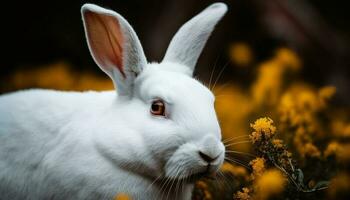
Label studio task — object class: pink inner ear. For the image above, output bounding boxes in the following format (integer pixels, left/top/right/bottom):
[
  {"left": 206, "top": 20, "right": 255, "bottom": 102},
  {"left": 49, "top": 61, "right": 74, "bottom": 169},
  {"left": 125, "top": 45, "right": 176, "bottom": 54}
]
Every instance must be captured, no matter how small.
[{"left": 85, "top": 12, "right": 126, "bottom": 78}]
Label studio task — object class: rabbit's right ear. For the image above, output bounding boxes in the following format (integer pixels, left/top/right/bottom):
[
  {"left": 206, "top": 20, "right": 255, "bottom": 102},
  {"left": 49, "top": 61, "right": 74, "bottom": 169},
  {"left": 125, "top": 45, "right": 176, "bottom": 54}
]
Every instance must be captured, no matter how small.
[
  {"left": 81, "top": 4, "right": 147, "bottom": 96},
  {"left": 163, "top": 3, "right": 227, "bottom": 76}
]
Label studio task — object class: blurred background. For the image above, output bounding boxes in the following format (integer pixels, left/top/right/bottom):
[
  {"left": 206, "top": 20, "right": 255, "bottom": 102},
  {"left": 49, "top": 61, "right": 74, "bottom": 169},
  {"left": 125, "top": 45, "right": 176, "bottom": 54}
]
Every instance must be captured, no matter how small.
[{"left": 0, "top": 0, "right": 349, "bottom": 105}]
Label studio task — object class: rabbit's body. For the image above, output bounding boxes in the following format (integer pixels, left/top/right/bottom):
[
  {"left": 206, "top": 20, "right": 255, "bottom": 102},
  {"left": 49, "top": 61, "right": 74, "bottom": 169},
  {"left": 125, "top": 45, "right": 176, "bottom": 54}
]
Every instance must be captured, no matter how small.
[
  {"left": 0, "top": 89, "right": 192, "bottom": 200},
  {"left": 0, "top": 3, "right": 227, "bottom": 200}
]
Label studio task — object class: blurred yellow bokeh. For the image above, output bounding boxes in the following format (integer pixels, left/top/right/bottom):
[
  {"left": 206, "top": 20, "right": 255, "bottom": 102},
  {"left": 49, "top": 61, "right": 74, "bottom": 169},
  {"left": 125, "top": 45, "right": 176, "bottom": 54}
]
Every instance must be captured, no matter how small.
[{"left": 229, "top": 42, "right": 253, "bottom": 67}]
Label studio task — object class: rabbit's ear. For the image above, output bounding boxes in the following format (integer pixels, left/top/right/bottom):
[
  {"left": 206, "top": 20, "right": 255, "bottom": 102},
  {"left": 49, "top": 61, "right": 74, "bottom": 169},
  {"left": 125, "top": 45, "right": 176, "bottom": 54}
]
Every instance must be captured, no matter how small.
[
  {"left": 162, "top": 3, "right": 227, "bottom": 76},
  {"left": 81, "top": 4, "right": 147, "bottom": 96}
]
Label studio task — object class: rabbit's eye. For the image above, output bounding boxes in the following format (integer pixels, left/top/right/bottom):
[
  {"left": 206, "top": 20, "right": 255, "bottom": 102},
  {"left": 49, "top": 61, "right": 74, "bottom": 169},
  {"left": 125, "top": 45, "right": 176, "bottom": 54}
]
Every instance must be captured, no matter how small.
[{"left": 151, "top": 100, "right": 165, "bottom": 116}]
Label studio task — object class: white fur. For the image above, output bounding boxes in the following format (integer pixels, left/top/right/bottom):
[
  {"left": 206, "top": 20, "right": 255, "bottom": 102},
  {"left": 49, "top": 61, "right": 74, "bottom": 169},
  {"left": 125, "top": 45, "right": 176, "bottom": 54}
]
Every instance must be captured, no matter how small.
[{"left": 0, "top": 3, "right": 227, "bottom": 200}]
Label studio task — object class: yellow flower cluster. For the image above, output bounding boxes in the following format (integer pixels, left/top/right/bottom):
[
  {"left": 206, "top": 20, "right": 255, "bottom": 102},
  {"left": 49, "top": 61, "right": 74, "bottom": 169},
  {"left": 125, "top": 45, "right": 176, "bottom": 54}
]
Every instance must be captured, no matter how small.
[
  {"left": 215, "top": 47, "right": 307, "bottom": 156},
  {"left": 319, "top": 86, "right": 336, "bottom": 107},
  {"left": 249, "top": 118, "right": 276, "bottom": 143},
  {"left": 274, "top": 48, "right": 301, "bottom": 71},
  {"left": 277, "top": 84, "right": 337, "bottom": 158},
  {"left": 324, "top": 141, "right": 350, "bottom": 163},
  {"left": 235, "top": 157, "right": 286, "bottom": 200},
  {"left": 234, "top": 187, "right": 251, "bottom": 200},
  {"left": 215, "top": 44, "right": 341, "bottom": 199},
  {"left": 249, "top": 158, "right": 266, "bottom": 180},
  {"left": 278, "top": 85, "right": 332, "bottom": 124},
  {"left": 331, "top": 120, "right": 350, "bottom": 138},
  {"left": 251, "top": 48, "right": 301, "bottom": 106},
  {"left": 272, "top": 139, "right": 284, "bottom": 149}
]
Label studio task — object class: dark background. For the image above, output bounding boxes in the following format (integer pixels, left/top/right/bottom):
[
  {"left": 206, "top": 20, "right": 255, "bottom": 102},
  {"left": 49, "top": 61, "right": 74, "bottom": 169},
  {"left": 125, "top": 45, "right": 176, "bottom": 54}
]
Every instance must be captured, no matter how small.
[{"left": 1, "top": 0, "right": 349, "bottom": 104}]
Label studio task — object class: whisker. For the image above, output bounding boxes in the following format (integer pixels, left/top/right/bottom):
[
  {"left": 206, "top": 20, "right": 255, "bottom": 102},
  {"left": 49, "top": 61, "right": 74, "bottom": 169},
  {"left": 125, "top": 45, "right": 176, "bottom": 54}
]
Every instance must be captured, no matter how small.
[
  {"left": 211, "top": 60, "right": 230, "bottom": 91},
  {"left": 160, "top": 182, "right": 167, "bottom": 200},
  {"left": 183, "top": 169, "right": 190, "bottom": 193},
  {"left": 175, "top": 173, "right": 181, "bottom": 200},
  {"left": 224, "top": 140, "right": 252, "bottom": 148},
  {"left": 225, "top": 157, "right": 251, "bottom": 170},
  {"left": 215, "top": 171, "right": 224, "bottom": 189},
  {"left": 173, "top": 168, "right": 182, "bottom": 200},
  {"left": 166, "top": 166, "right": 180, "bottom": 200},
  {"left": 145, "top": 173, "right": 162, "bottom": 193},
  {"left": 225, "top": 157, "right": 251, "bottom": 169},
  {"left": 217, "top": 170, "right": 231, "bottom": 189},
  {"left": 222, "top": 135, "right": 250, "bottom": 144},
  {"left": 159, "top": 177, "right": 168, "bottom": 200},
  {"left": 182, "top": 169, "right": 191, "bottom": 198},
  {"left": 220, "top": 169, "right": 237, "bottom": 186},
  {"left": 166, "top": 179, "right": 175, "bottom": 200},
  {"left": 159, "top": 167, "right": 177, "bottom": 200},
  {"left": 213, "top": 172, "right": 220, "bottom": 189},
  {"left": 209, "top": 55, "right": 221, "bottom": 89},
  {"left": 225, "top": 150, "right": 257, "bottom": 158}
]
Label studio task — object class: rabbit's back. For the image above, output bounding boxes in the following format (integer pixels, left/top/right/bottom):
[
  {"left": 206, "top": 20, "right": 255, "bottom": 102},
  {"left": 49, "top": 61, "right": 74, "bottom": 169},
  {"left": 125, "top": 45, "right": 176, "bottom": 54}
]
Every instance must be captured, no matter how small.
[
  {"left": 0, "top": 89, "right": 111, "bottom": 143},
  {"left": 0, "top": 89, "right": 124, "bottom": 200}
]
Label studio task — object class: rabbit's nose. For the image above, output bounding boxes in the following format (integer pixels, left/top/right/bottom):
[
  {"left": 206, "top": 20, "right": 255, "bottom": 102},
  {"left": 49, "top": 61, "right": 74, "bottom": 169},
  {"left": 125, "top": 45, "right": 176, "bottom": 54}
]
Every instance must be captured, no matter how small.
[{"left": 198, "top": 151, "right": 219, "bottom": 163}]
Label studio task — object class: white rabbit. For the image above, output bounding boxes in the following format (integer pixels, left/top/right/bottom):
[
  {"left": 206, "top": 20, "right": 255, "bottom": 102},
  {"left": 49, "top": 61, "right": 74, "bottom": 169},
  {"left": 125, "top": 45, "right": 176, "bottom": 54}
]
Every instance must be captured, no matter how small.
[{"left": 0, "top": 2, "right": 227, "bottom": 200}]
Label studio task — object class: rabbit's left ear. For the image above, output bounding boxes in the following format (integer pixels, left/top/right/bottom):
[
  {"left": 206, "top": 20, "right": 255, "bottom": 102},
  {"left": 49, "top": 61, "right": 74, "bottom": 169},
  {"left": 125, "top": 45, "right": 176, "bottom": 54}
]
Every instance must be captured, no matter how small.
[
  {"left": 162, "top": 3, "right": 227, "bottom": 76},
  {"left": 81, "top": 4, "right": 147, "bottom": 96}
]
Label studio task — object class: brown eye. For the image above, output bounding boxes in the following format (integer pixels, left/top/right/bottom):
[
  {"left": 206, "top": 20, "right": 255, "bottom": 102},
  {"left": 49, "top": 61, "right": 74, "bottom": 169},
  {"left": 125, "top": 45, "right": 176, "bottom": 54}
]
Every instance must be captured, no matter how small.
[{"left": 151, "top": 100, "right": 165, "bottom": 116}]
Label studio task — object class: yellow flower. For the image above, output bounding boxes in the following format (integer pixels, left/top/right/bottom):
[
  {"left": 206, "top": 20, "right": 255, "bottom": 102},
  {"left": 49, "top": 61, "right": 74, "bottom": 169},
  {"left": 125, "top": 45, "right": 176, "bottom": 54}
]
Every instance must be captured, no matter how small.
[
  {"left": 324, "top": 142, "right": 350, "bottom": 163},
  {"left": 278, "top": 84, "right": 323, "bottom": 129},
  {"left": 249, "top": 157, "right": 266, "bottom": 180},
  {"left": 331, "top": 121, "right": 350, "bottom": 138},
  {"left": 301, "top": 143, "right": 321, "bottom": 158},
  {"left": 255, "top": 169, "right": 286, "bottom": 200},
  {"left": 319, "top": 86, "right": 336, "bottom": 102},
  {"left": 250, "top": 118, "right": 276, "bottom": 143},
  {"left": 324, "top": 141, "right": 341, "bottom": 158},
  {"left": 274, "top": 47, "right": 302, "bottom": 71},
  {"left": 234, "top": 187, "right": 251, "bottom": 200},
  {"left": 299, "top": 91, "right": 319, "bottom": 111},
  {"left": 251, "top": 60, "right": 284, "bottom": 105},
  {"left": 272, "top": 139, "right": 284, "bottom": 149}
]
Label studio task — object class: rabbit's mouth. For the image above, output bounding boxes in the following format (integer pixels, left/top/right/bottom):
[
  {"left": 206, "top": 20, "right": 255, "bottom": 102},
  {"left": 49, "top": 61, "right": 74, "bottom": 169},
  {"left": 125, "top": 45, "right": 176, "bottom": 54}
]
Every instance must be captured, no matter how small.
[
  {"left": 172, "top": 166, "right": 217, "bottom": 183},
  {"left": 161, "top": 167, "right": 216, "bottom": 184},
  {"left": 184, "top": 170, "right": 216, "bottom": 183}
]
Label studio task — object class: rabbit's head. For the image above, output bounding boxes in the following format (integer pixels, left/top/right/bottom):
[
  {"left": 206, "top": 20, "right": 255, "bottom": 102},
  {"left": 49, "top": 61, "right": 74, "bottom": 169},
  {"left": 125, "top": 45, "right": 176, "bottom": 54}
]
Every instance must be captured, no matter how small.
[{"left": 81, "top": 3, "right": 227, "bottom": 182}]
